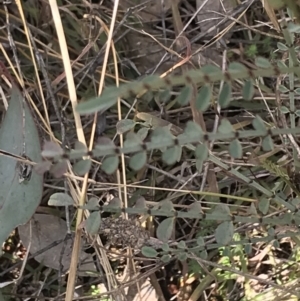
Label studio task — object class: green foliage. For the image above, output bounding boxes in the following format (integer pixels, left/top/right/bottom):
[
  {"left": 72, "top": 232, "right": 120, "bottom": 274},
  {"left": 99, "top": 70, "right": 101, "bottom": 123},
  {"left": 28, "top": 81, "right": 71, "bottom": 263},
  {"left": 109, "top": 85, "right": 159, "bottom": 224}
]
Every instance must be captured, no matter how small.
[
  {"left": 0, "top": 87, "right": 43, "bottom": 253},
  {"left": 22, "top": 14, "right": 300, "bottom": 297}
]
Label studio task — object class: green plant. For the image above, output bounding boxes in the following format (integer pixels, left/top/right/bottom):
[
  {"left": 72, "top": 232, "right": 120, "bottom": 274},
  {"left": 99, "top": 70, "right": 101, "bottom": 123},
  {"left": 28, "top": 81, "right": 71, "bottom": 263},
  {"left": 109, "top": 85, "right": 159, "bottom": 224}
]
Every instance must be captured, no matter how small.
[{"left": 37, "top": 23, "right": 300, "bottom": 275}]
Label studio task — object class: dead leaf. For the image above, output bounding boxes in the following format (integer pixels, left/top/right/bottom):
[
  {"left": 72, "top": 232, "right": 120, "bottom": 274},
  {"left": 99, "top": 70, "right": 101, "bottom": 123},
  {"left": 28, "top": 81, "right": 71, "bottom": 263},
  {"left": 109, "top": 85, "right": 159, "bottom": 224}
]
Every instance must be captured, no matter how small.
[{"left": 18, "top": 214, "right": 96, "bottom": 275}]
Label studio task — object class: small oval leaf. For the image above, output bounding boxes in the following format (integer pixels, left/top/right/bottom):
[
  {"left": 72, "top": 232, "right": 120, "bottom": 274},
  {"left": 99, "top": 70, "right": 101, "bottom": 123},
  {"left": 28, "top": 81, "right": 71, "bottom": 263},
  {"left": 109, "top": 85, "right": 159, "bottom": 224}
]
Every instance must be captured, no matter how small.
[
  {"left": 255, "top": 57, "right": 271, "bottom": 68},
  {"left": 196, "top": 159, "right": 204, "bottom": 172},
  {"left": 229, "top": 139, "right": 242, "bottom": 159},
  {"left": 195, "top": 144, "right": 209, "bottom": 161},
  {"left": 196, "top": 236, "right": 205, "bottom": 247},
  {"left": 42, "top": 141, "right": 63, "bottom": 157},
  {"left": 48, "top": 193, "right": 74, "bottom": 207},
  {"left": 218, "top": 82, "right": 232, "bottom": 108},
  {"left": 85, "top": 212, "right": 101, "bottom": 235},
  {"left": 218, "top": 118, "right": 234, "bottom": 134},
  {"left": 228, "top": 62, "right": 247, "bottom": 73},
  {"left": 141, "top": 246, "right": 158, "bottom": 258},
  {"left": 156, "top": 217, "right": 174, "bottom": 242},
  {"left": 85, "top": 197, "right": 100, "bottom": 210},
  {"left": 175, "top": 85, "right": 192, "bottom": 106},
  {"left": 160, "top": 200, "right": 174, "bottom": 212},
  {"left": 129, "top": 151, "right": 147, "bottom": 171},
  {"left": 101, "top": 156, "right": 119, "bottom": 174},
  {"left": 252, "top": 115, "right": 267, "bottom": 133},
  {"left": 137, "top": 127, "right": 149, "bottom": 141},
  {"left": 177, "top": 252, "right": 188, "bottom": 262},
  {"left": 215, "top": 221, "right": 234, "bottom": 245},
  {"left": 262, "top": 135, "right": 274, "bottom": 151},
  {"left": 162, "top": 146, "right": 181, "bottom": 165},
  {"left": 73, "top": 159, "right": 92, "bottom": 176},
  {"left": 76, "top": 91, "right": 118, "bottom": 115},
  {"left": 277, "top": 42, "right": 288, "bottom": 51},
  {"left": 116, "top": 119, "right": 136, "bottom": 134},
  {"left": 161, "top": 254, "right": 172, "bottom": 263},
  {"left": 258, "top": 198, "right": 270, "bottom": 215},
  {"left": 243, "top": 80, "right": 254, "bottom": 100},
  {"left": 196, "top": 85, "right": 211, "bottom": 111}
]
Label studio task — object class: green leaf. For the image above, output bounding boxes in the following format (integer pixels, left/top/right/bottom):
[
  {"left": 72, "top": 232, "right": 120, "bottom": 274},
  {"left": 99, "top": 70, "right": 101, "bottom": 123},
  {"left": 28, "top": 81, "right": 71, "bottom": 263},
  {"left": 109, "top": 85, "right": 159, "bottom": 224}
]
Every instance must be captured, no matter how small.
[
  {"left": 76, "top": 89, "right": 118, "bottom": 114},
  {"left": 141, "top": 246, "right": 158, "bottom": 258},
  {"left": 273, "top": 240, "right": 279, "bottom": 248},
  {"left": 215, "top": 221, "right": 234, "bottom": 245},
  {"left": 50, "top": 160, "right": 68, "bottom": 178},
  {"left": 158, "top": 89, "right": 171, "bottom": 103},
  {"left": 277, "top": 42, "right": 288, "bottom": 51},
  {"left": 196, "top": 236, "right": 205, "bottom": 247},
  {"left": 106, "top": 197, "right": 122, "bottom": 209},
  {"left": 278, "top": 85, "right": 289, "bottom": 93},
  {"left": 242, "top": 80, "right": 254, "bottom": 100},
  {"left": 280, "top": 106, "right": 290, "bottom": 114},
  {"left": 200, "top": 250, "right": 208, "bottom": 259},
  {"left": 248, "top": 203, "right": 258, "bottom": 216},
  {"left": 177, "top": 240, "right": 187, "bottom": 249},
  {"left": 211, "top": 204, "right": 231, "bottom": 220},
  {"left": 183, "top": 121, "right": 203, "bottom": 138},
  {"left": 244, "top": 244, "right": 252, "bottom": 255},
  {"left": 160, "top": 200, "right": 174, "bottom": 212},
  {"left": 196, "top": 159, "right": 204, "bottom": 172},
  {"left": 101, "top": 156, "right": 119, "bottom": 174},
  {"left": 48, "top": 193, "right": 74, "bottom": 207},
  {"left": 268, "top": 227, "right": 275, "bottom": 236},
  {"left": 0, "top": 87, "right": 43, "bottom": 252},
  {"left": 295, "top": 110, "right": 300, "bottom": 117},
  {"left": 161, "top": 254, "right": 172, "bottom": 263},
  {"left": 196, "top": 85, "right": 211, "bottom": 111},
  {"left": 188, "top": 202, "right": 202, "bottom": 215},
  {"left": 201, "top": 64, "right": 221, "bottom": 74},
  {"left": 156, "top": 217, "right": 174, "bottom": 242},
  {"left": 287, "top": 23, "right": 300, "bottom": 33},
  {"left": 258, "top": 198, "right": 270, "bottom": 215},
  {"left": 142, "top": 90, "right": 154, "bottom": 103},
  {"left": 74, "top": 141, "right": 87, "bottom": 152},
  {"left": 195, "top": 144, "right": 209, "bottom": 161},
  {"left": 73, "top": 159, "right": 92, "bottom": 176},
  {"left": 252, "top": 115, "right": 267, "bottom": 133},
  {"left": 129, "top": 151, "right": 147, "bottom": 171},
  {"left": 177, "top": 252, "right": 188, "bottom": 261},
  {"left": 229, "top": 139, "right": 242, "bottom": 159},
  {"left": 255, "top": 57, "right": 271, "bottom": 68},
  {"left": 137, "top": 127, "right": 149, "bottom": 141},
  {"left": 175, "top": 85, "right": 192, "bottom": 106},
  {"left": 295, "top": 88, "right": 300, "bottom": 95},
  {"left": 94, "top": 137, "right": 116, "bottom": 155},
  {"left": 162, "top": 146, "right": 181, "bottom": 165},
  {"left": 116, "top": 119, "right": 136, "bottom": 134},
  {"left": 277, "top": 60, "right": 287, "bottom": 68},
  {"left": 223, "top": 247, "right": 231, "bottom": 257},
  {"left": 84, "top": 197, "right": 100, "bottom": 210},
  {"left": 227, "top": 62, "right": 247, "bottom": 73},
  {"left": 124, "top": 132, "right": 142, "bottom": 148},
  {"left": 262, "top": 135, "right": 274, "bottom": 151},
  {"left": 218, "top": 82, "right": 232, "bottom": 108},
  {"left": 85, "top": 212, "right": 101, "bottom": 235},
  {"left": 42, "top": 141, "right": 63, "bottom": 157},
  {"left": 151, "top": 127, "right": 174, "bottom": 145},
  {"left": 161, "top": 243, "right": 170, "bottom": 252},
  {"left": 218, "top": 118, "right": 234, "bottom": 134},
  {"left": 292, "top": 198, "right": 300, "bottom": 206},
  {"left": 134, "top": 196, "right": 147, "bottom": 209}
]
